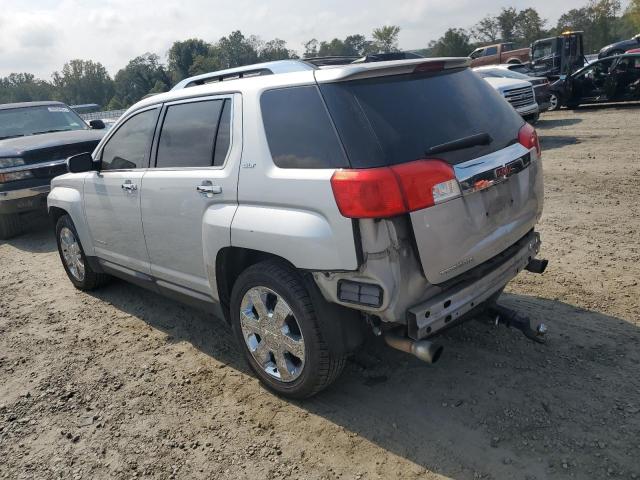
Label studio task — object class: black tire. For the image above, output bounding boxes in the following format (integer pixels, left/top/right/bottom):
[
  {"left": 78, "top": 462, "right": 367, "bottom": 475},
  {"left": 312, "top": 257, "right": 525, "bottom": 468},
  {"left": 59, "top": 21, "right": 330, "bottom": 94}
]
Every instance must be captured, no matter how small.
[
  {"left": 55, "top": 214, "right": 110, "bottom": 290},
  {"left": 230, "top": 259, "right": 346, "bottom": 399},
  {"left": 0, "top": 213, "right": 22, "bottom": 240},
  {"left": 548, "top": 93, "right": 561, "bottom": 111}
]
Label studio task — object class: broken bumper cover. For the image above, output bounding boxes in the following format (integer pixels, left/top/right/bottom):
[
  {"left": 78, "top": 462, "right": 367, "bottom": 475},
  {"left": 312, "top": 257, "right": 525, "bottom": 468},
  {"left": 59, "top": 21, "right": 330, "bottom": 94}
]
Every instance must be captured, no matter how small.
[{"left": 407, "top": 231, "right": 541, "bottom": 340}]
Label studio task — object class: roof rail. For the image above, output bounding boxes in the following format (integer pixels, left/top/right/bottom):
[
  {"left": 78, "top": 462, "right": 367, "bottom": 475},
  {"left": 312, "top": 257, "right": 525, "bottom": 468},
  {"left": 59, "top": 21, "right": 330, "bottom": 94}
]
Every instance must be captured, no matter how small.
[{"left": 171, "top": 60, "right": 316, "bottom": 90}]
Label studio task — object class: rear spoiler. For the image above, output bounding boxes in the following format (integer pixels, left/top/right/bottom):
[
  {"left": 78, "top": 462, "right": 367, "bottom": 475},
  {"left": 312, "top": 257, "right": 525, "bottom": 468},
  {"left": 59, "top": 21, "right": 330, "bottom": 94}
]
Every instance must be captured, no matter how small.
[{"left": 314, "top": 57, "right": 470, "bottom": 83}]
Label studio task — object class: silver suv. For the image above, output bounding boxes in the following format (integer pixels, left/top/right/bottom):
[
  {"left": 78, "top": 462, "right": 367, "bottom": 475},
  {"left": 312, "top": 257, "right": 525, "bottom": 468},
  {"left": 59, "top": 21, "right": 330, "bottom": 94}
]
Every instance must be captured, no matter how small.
[{"left": 48, "top": 58, "right": 546, "bottom": 398}]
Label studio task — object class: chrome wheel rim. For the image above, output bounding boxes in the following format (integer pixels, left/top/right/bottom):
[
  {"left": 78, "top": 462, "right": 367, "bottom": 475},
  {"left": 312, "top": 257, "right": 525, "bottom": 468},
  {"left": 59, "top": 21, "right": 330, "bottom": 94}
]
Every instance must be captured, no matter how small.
[
  {"left": 240, "top": 286, "right": 305, "bottom": 383},
  {"left": 60, "top": 227, "right": 85, "bottom": 282},
  {"left": 549, "top": 94, "right": 558, "bottom": 110}
]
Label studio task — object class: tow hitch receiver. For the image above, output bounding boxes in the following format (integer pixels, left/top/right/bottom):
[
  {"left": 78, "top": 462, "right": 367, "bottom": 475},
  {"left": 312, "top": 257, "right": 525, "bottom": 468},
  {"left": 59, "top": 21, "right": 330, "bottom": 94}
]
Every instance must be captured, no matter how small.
[{"left": 486, "top": 304, "right": 547, "bottom": 343}]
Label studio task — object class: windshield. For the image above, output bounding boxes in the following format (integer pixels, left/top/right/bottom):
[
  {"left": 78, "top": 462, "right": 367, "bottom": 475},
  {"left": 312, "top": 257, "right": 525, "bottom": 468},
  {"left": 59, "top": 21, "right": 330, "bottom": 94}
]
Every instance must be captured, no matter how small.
[
  {"left": 319, "top": 68, "right": 524, "bottom": 167},
  {"left": 532, "top": 40, "right": 554, "bottom": 61},
  {"left": 0, "top": 105, "right": 87, "bottom": 140},
  {"left": 475, "top": 68, "right": 531, "bottom": 80}
]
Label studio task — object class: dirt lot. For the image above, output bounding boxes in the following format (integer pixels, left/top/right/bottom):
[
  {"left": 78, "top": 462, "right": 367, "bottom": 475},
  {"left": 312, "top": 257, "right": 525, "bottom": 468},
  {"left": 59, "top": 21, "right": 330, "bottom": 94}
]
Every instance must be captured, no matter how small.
[{"left": 1, "top": 105, "right": 640, "bottom": 480}]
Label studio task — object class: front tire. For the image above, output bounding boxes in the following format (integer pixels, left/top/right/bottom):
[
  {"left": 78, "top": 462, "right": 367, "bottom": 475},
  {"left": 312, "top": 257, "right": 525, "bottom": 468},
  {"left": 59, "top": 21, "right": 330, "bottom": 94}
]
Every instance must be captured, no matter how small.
[
  {"left": 55, "top": 214, "right": 110, "bottom": 290},
  {"left": 230, "top": 260, "right": 346, "bottom": 399},
  {"left": 548, "top": 93, "right": 561, "bottom": 111},
  {"left": 0, "top": 213, "right": 22, "bottom": 240}
]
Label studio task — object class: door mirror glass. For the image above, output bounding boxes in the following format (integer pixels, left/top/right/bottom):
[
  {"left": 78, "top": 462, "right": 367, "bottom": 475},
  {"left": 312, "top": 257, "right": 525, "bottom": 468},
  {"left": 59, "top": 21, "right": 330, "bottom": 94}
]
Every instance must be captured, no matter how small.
[
  {"left": 89, "top": 119, "right": 106, "bottom": 129},
  {"left": 67, "top": 152, "right": 97, "bottom": 173}
]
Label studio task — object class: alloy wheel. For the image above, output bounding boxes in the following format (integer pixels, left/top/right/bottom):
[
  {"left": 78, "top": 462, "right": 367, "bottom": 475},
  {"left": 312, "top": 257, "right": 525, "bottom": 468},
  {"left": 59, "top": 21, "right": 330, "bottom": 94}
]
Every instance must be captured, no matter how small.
[
  {"left": 240, "top": 286, "right": 305, "bottom": 382},
  {"left": 59, "top": 227, "right": 85, "bottom": 282}
]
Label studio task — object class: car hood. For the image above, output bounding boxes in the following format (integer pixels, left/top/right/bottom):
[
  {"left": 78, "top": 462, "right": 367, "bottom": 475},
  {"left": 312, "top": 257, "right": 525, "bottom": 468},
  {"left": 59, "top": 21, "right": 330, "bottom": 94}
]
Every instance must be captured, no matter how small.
[
  {"left": 0, "top": 129, "right": 105, "bottom": 157},
  {"left": 482, "top": 76, "right": 532, "bottom": 92}
]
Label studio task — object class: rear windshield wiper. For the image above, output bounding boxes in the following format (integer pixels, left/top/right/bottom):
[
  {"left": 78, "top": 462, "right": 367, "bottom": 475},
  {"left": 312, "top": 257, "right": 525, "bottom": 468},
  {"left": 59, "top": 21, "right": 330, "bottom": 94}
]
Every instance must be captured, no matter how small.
[
  {"left": 0, "top": 134, "right": 25, "bottom": 140},
  {"left": 426, "top": 132, "right": 493, "bottom": 156}
]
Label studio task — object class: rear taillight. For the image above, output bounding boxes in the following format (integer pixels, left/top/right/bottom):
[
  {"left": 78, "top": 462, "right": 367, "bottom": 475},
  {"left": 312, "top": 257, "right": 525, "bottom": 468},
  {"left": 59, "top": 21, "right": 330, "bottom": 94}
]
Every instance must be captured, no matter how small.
[
  {"left": 519, "top": 123, "right": 541, "bottom": 157},
  {"left": 330, "top": 159, "right": 461, "bottom": 219}
]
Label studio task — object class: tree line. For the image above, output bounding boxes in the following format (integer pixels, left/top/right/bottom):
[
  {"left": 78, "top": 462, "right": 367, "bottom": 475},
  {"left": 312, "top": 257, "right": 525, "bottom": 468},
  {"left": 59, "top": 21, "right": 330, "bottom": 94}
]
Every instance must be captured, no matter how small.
[{"left": 1, "top": 0, "right": 639, "bottom": 110}]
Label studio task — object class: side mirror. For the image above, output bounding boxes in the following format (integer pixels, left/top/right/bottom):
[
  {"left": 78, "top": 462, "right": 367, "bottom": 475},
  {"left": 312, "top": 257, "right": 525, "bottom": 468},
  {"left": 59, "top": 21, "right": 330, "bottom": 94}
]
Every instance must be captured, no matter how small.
[
  {"left": 67, "top": 152, "right": 97, "bottom": 173},
  {"left": 89, "top": 119, "right": 106, "bottom": 130}
]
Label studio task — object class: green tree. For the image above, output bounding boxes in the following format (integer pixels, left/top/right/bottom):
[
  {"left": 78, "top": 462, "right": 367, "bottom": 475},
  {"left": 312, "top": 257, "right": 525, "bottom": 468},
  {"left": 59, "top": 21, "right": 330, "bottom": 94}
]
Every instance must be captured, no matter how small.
[
  {"left": 515, "top": 8, "right": 547, "bottom": 46},
  {"left": 216, "top": 31, "right": 260, "bottom": 68},
  {"left": 472, "top": 15, "right": 501, "bottom": 43},
  {"left": 167, "top": 39, "right": 211, "bottom": 82},
  {"left": 318, "top": 38, "right": 349, "bottom": 56},
  {"left": 372, "top": 25, "right": 401, "bottom": 52},
  {"left": 303, "top": 39, "right": 319, "bottom": 57},
  {"left": 628, "top": 0, "right": 640, "bottom": 30},
  {"left": 497, "top": 7, "right": 520, "bottom": 42},
  {"left": 0, "top": 73, "right": 54, "bottom": 103},
  {"left": 258, "top": 38, "right": 297, "bottom": 62},
  {"left": 428, "top": 28, "right": 472, "bottom": 57},
  {"left": 51, "top": 59, "right": 114, "bottom": 107},
  {"left": 344, "top": 34, "right": 373, "bottom": 56},
  {"left": 111, "top": 53, "right": 170, "bottom": 108}
]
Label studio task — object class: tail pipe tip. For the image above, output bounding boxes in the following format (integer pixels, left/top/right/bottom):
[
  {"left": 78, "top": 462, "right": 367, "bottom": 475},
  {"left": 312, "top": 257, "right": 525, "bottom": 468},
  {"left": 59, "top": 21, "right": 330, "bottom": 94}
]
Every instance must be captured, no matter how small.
[{"left": 384, "top": 330, "right": 444, "bottom": 364}]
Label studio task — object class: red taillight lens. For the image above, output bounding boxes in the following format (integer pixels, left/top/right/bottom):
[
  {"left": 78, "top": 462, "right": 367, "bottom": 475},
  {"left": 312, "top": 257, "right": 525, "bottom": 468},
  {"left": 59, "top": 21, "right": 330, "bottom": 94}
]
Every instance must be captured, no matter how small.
[
  {"left": 330, "top": 168, "right": 406, "bottom": 218},
  {"left": 518, "top": 123, "right": 541, "bottom": 157},
  {"left": 330, "top": 160, "right": 460, "bottom": 219}
]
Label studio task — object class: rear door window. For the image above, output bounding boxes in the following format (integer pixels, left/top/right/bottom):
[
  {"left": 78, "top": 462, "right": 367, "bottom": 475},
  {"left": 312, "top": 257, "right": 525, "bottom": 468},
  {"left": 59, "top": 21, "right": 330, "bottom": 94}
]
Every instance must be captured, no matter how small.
[
  {"left": 156, "top": 99, "right": 229, "bottom": 168},
  {"left": 101, "top": 108, "right": 159, "bottom": 170},
  {"left": 260, "top": 86, "right": 348, "bottom": 169},
  {"left": 485, "top": 46, "right": 498, "bottom": 56},
  {"left": 319, "top": 68, "right": 524, "bottom": 168}
]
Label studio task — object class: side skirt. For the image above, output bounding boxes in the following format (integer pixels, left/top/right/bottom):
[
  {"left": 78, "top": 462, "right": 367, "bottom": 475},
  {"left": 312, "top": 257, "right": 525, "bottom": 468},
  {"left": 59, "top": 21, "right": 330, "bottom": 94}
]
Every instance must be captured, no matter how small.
[{"left": 90, "top": 256, "right": 225, "bottom": 320}]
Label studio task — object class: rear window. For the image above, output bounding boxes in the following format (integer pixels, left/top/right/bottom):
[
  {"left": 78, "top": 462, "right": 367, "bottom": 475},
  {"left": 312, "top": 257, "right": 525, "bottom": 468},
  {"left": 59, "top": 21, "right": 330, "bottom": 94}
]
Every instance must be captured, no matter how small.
[
  {"left": 319, "top": 68, "right": 524, "bottom": 167},
  {"left": 261, "top": 86, "right": 348, "bottom": 169}
]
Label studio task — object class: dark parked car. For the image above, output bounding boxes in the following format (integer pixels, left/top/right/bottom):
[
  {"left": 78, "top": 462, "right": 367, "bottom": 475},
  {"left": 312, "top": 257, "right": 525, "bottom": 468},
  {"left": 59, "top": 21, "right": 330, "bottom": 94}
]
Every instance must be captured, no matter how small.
[
  {"left": 598, "top": 34, "right": 640, "bottom": 58},
  {"left": 0, "top": 101, "right": 106, "bottom": 239},
  {"left": 548, "top": 53, "right": 640, "bottom": 110}
]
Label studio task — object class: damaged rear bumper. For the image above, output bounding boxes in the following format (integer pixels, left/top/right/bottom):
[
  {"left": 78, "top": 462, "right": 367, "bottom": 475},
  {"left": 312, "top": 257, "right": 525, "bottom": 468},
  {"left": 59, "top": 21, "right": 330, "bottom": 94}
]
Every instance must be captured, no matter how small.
[{"left": 407, "top": 231, "right": 541, "bottom": 340}]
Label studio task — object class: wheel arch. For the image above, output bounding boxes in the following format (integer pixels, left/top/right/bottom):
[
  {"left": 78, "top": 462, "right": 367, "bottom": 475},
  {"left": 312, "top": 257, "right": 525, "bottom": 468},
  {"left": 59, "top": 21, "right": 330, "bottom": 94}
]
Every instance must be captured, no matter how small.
[{"left": 47, "top": 185, "right": 95, "bottom": 256}]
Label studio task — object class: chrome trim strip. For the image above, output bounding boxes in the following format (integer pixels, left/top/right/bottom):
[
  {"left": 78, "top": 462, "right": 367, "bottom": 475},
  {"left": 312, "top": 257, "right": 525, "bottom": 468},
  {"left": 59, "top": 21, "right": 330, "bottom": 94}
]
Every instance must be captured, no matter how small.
[
  {"left": 0, "top": 185, "right": 50, "bottom": 201},
  {"left": 0, "top": 158, "right": 67, "bottom": 174},
  {"left": 454, "top": 144, "right": 532, "bottom": 195}
]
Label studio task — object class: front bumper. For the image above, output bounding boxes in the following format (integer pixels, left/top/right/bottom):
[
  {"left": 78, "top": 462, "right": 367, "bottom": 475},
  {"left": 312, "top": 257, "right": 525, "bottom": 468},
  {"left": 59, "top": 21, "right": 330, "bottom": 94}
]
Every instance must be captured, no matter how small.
[
  {"left": 0, "top": 185, "right": 50, "bottom": 214},
  {"left": 407, "top": 231, "right": 541, "bottom": 340}
]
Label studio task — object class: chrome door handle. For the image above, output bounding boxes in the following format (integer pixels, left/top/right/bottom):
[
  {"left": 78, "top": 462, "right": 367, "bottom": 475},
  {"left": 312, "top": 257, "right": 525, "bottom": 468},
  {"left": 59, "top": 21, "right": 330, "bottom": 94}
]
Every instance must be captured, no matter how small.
[
  {"left": 121, "top": 182, "right": 138, "bottom": 192},
  {"left": 196, "top": 185, "right": 222, "bottom": 195}
]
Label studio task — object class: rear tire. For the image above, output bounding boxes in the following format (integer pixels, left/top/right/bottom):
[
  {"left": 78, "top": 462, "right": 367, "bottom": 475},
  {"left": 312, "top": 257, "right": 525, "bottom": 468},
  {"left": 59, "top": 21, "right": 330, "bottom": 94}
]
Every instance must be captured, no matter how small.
[
  {"left": 55, "top": 214, "right": 110, "bottom": 290},
  {"left": 230, "top": 259, "right": 346, "bottom": 399},
  {"left": 0, "top": 213, "right": 22, "bottom": 240}
]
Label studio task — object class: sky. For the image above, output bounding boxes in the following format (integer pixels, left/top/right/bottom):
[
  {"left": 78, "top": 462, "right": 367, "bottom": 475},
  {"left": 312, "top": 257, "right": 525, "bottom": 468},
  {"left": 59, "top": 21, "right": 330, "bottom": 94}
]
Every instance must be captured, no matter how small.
[{"left": 0, "top": 0, "right": 624, "bottom": 79}]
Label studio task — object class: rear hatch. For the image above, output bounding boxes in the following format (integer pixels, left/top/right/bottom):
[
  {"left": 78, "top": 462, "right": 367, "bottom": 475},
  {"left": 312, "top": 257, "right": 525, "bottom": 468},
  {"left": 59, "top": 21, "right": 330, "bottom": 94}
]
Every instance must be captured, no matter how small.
[{"left": 317, "top": 63, "right": 544, "bottom": 284}]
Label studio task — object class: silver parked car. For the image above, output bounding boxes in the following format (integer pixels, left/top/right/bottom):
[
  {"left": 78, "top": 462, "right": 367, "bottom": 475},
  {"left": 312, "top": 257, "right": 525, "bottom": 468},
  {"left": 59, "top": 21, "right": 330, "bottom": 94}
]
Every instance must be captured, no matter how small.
[{"left": 48, "top": 57, "right": 547, "bottom": 398}]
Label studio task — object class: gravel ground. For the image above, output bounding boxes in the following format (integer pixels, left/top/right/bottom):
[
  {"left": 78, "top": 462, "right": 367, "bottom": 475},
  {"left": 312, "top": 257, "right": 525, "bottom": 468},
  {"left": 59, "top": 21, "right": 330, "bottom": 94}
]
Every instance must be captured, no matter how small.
[{"left": 1, "top": 105, "right": 639, "bottom": 480}]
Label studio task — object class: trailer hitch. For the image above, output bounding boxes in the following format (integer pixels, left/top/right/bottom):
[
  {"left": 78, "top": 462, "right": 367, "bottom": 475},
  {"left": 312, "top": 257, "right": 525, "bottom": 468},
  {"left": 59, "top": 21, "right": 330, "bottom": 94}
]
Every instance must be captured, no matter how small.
[{"left": 486, "top": 304, "right": 547, "bottom": 344}]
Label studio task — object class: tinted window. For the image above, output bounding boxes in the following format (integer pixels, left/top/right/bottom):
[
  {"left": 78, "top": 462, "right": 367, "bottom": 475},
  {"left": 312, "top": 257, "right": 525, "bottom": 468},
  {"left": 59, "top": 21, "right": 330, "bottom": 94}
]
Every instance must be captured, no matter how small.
[
  {"left": 485, "top": 46, "right": 498, "bottom": 56},
  {"left": 156, "top": 100, "right": 226, "bottom": 168},
  {"left": 319, "top": 68, "right": 524, "bottom": 167},
  {"left": 261, "top": 86, "right": 348, "bottom": 169},
  {"left": 213, "top": 100, "right": 231, "bottom": 166},
  {"left": 102, "top": 108, "right": 158, "bottom": 170}
]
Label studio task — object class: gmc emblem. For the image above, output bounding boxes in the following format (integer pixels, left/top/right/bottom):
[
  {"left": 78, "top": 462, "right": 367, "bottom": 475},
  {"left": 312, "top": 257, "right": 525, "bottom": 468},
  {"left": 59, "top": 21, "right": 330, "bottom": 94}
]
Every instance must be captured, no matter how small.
[{"left": 495, "top": 165, "right": 513, "bottom": 178}]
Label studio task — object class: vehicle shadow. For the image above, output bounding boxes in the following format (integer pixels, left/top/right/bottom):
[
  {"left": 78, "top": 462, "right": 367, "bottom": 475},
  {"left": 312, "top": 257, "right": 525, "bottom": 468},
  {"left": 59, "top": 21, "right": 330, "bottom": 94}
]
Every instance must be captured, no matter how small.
[
  {"left": 0, "top": 214, "right": 56, "bottom": 253},
  {"left": 89, "top": 281, "right": 640, "bottom": 479},
  {"left": 536, "top": 117, "right": 582, "bottom": 128},
  {"left": 538, "top": 135, "right": 578, "bottom": 151},
  {"left": 571, "top": 101, "right": 640, "bottom": 111}
]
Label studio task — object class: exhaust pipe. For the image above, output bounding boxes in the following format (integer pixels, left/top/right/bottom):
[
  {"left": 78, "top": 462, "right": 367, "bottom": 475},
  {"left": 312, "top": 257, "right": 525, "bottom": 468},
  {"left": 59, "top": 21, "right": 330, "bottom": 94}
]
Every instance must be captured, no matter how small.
[
  {"left": 384, "top": 329, "right": 443, "bottom": 364},
  {"left": 525, "top": 258, "right": 548, "bottom": 274}
]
